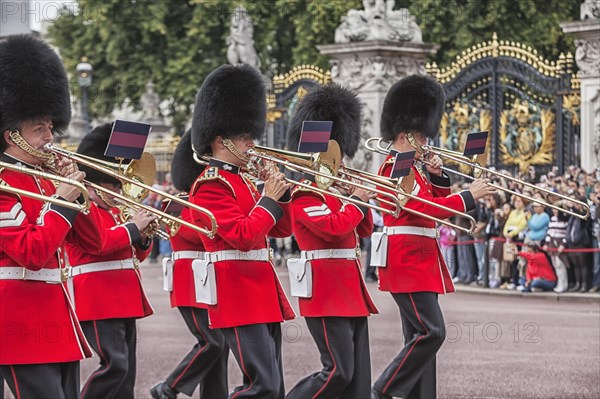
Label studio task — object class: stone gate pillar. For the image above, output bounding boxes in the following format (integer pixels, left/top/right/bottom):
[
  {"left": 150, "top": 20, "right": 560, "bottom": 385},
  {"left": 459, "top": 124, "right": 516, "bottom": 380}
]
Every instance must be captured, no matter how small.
[
  {"left": 561, "top": 0, "right": 600, "bottom": 171},
  {"left": 317, "top": 1, "right": 438, "bottom": 173}
]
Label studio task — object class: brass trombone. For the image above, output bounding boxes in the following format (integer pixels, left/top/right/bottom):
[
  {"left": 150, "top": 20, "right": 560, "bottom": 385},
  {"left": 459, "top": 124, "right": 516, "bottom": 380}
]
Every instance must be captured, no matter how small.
[
  {"left": 365, "top": 137, "right": 590, "bottom": 220},
  {"left": 247, "top": 141, "right": 477, "bottom": 234},
  {"left": 247, "top": 141, "right": 404, "bottom": 218},
  {"left": 43, "top": 144, "right": 218, "bottom": 238},
  {"left": 339, "top": 164, "right": 477, "bottom": 234},
  {"left": 0, "top": 161, "right": 90, "bottom": 213}
]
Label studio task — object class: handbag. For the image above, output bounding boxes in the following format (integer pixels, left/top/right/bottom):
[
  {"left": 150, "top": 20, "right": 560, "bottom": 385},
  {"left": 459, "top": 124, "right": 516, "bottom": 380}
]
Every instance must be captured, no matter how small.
[
  {"left": 503, "top": 242, "right": 517, "bottom": 262},
  {"left": 370, "top": 231, "right": 388, "bottom": 267},
  {"left": 191, "top": 259, "right": 217, "bottom": 305},
  {"left": 161, "top": 257, "right": 174, "bottom": 292},
  {"left": 286, "top": 258, "right": 312, "bottom": 298}
]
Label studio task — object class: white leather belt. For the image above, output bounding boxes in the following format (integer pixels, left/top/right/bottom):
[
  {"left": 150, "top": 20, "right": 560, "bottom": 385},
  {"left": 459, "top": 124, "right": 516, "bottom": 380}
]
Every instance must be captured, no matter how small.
[
  {"left": 172, "top": 251, "right": 206, "bottom": 261},
  {"left": 301, "top": 248, "right": 359, "bottom": 260},
  {"left": 70, "top": 259, "right": 137, "bottom": 277},
  {"left": 384, "top": 226, "right": 438, "bottom": 238},
  {"left": 206, "top": 249, "right": 272, "bottom": 262},
  {"left": 0, "top": 267, "right": 66, "bottom": 283}
]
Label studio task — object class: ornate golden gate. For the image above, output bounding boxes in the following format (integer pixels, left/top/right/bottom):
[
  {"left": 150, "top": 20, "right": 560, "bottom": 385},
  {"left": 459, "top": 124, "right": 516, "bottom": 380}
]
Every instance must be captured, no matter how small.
[
  {"left": 268, "top": 65, "right": 331, "bottom": 150},
  {"left": 427, "top": 33, "right": 580, "bottom": 173}
]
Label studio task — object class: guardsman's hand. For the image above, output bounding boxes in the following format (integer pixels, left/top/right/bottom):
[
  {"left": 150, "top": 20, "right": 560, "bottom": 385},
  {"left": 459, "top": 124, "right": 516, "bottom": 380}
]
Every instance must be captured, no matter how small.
[
  {"left": 469, "top": 178, "right": 497, "bottom": 200},
  {"left": 55, "top": 171, "right": 86, "bottom": 202},
  {"left": 264, "top": 171, "right": 291, "bottom": 201},
  {"left": 132, "top": 209, "right": 158, "bottom": 235},
  {"left": 425, "top": 154, "right": 443, "bottom": 176},
  {"left": 352, "top": 187, "right": 376, "bottom": 202}
]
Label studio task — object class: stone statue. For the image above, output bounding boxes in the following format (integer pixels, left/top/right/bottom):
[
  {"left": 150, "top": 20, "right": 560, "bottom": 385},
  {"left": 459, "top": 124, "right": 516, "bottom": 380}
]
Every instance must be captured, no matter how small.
[
  {"left": 575, "top": 39, "right": 600, "bottom": 76},
  {"left": 140, "top": 81, "right": 162, "bottom": 122},
  {"left": 581, "top": 0, "right": 600, "bottom": 20},
  {"left": 226, "top": 6, "right": 261, "bottom": 69},
  {"left": 334, "top": 0, "right": 422, "bottom": 44}
]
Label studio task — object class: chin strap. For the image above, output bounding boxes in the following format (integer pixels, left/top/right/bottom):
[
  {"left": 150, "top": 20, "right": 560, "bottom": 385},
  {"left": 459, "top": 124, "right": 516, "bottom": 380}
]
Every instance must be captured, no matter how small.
[
  {"left": 222, "top": 138, "right": 250, "bottom": 163},
  {"left": 9, "top": 130, "right": 54, "bottom": 163},
  {"left": 405, "top": 132, "right": 425, "bottom": 156},
  {"left": 95, "top": 188, "right": 118, "bottom": 209}
]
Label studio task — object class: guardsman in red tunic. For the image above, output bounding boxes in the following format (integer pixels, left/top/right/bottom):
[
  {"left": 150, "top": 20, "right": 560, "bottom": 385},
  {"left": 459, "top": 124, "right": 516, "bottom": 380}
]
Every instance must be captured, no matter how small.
[
  {"left": 0, "top": 35, "right": 103, "bottom": 399},
  {"left": 284, "top": 84, "right": 379, "bottom": 399},
  {"left": 65, "top": 123, "right": 156, "bottom": 399},
  {"left": 371, "top": 75, "right": 495, "bottom": 399},
  {"left": 190, "top": 64, "right": 295, "bottom": 399},
  {"left": 151, "top": 131, "right": 229, "bottom": 399}
]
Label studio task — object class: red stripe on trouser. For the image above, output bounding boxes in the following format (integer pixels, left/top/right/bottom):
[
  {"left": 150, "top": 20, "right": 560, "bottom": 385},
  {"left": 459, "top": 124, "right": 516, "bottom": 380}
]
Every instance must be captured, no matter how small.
[
  {"left": 383, "top": 295, "right": 428, "bottom": 394},
  {"left": 10, "top": 365, "right": 21, "bottom": 399},
  {"left": 232, "top": 327, "right": 254, "bottom": 399},
  {"left": 409, "top": 293, "right": 428, "bottom": 335},
  {"left": 382, "top": 336, "right": 424, "bottom": 394},
  {"left": 170, "top": 310, "right": 209, "bottom": 388},
  {"left": 312, "top": 319, "right": 337, "bottom": 399},
  {"left": 80, "top": 321, "right": 110, "bottom": 399}
]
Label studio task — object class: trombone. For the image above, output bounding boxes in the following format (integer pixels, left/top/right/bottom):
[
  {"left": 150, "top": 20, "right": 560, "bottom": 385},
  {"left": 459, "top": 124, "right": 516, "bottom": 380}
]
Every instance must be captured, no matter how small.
[
  {"left": 43, "top": 144, "right": 218, "bottom": 239},
  {"left": 365, "top": 137, "right": 590, "bottom": 220},
  {"left": 366, "top": 137, "right": 590, "bottom": 220},
  {"left": 247, "top": 141, "right": 477, "bottom": 234},
  {"left": 0, "top": 161, "right": 90, "bottom": 213},
  {"left": 339, "top": 162, "right": 477, "bottom": 235},
  {"left": 247, "top": 141, "right": 404, "bottom": 218}
]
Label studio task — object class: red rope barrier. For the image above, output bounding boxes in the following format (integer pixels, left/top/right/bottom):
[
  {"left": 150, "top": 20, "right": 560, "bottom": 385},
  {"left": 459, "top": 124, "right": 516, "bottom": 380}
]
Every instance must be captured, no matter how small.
[{"left": 443, "top": 237, "right": 600, "bottom": 252}]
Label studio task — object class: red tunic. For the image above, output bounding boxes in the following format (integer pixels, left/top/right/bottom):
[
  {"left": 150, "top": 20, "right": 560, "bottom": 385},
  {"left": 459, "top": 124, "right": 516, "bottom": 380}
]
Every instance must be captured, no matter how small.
[
  {"left": 190, "top": 161, "right": 295, "bottom": 328},
  {"left": 169, "top": 207, "right": 208, "bottom": 309},
  {"left": 291, "top": 181, "right": 378, "bottom": 317},
  {"left": 377, "top": 157, "right": 476, "bottom": 294},
  {"left": 66, "top": 206, "right": 153, "bottom": 321},
  {"left": 0, "top": 154, "right": 102, "bottom": 364}
]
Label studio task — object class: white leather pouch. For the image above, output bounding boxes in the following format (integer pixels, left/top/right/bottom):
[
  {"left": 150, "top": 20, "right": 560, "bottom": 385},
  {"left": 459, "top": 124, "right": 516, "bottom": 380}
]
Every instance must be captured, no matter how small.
[
  {"left": 191, "top": 259, "right": 217, "bottom": 305},
  {"left": 161, "top": 257, "right": 174, "bottom": 292},
  {"left": 370, "top": 231, "right": 388, "bottom": 267},
  {"left": 286, "top": 258, "right": 312, "bottom": 298}
]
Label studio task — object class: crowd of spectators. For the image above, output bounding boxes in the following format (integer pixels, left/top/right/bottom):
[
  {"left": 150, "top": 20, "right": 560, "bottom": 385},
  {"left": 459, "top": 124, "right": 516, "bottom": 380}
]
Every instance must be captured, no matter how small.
[
  {"left": 145, "top": 165, "right": 599, "bottom": 296},
  {"left": 442, "top": 165, "right": 600, "bottom": 294},
  {"left": 144, "top": 173, "right": 177, "bottom": 262}
]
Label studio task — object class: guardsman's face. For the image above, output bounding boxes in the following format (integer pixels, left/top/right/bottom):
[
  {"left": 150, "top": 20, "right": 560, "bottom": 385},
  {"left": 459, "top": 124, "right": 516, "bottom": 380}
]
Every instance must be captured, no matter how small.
[
  {"left": 231, "top": 133, "right": 255, "bottom": 152},
  {"left": 3, "top": 118, "right": 54, "bottom": 165}
]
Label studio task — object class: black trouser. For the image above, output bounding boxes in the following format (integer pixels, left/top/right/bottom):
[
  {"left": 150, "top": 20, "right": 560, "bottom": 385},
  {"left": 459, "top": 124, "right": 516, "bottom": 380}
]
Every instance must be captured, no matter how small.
[
  {"left": 286, "top": 316, "right": 371, "bottom": 399},
  {"left": 0, "top": 361, "right": 79, "bottom": 399},
  {"left": 222, "top": 323, "right": 284, "bottom": 399},
  {"left": 164, "top": 307, "right": 229, "bottom": 398},
  {"left": 374, "top": 292, "right": 446, "bottom": 399},
  {"left": 80, "top": 318, "right": 137, "bottom": 399}
]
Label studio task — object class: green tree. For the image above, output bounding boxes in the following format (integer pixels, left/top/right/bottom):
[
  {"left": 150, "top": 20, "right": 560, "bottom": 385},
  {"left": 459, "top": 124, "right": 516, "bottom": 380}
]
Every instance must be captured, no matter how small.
[
  {"left": 406, "top": 0, "right": 580, "bottom": 66},
  {"left": 49, "top": 0, "right": 580, "bottom": 132},
  {"left": 50, "top": 0, "right": 230, "bottom": 134}
]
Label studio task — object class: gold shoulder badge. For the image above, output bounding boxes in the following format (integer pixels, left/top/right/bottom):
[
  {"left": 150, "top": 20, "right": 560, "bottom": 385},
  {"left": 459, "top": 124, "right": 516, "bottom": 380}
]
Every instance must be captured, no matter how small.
[{"left": 196, "top": 167, "right": 236, "bottom": 197}]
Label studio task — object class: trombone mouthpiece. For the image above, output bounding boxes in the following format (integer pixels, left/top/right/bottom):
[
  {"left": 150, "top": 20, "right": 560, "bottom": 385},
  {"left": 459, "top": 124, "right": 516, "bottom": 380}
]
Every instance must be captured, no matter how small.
[{"left": 43, "top": 144, "right": 53, "bottom": 151}]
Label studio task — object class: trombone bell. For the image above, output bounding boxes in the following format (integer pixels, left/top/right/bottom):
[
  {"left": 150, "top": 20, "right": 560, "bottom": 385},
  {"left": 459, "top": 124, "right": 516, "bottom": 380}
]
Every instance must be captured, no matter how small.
[
  {"left": 251, "top": 140, "right": 342, "bottom": 190},
  {"left": 121, "top": 152, "right": 156, "bottom": 202}
]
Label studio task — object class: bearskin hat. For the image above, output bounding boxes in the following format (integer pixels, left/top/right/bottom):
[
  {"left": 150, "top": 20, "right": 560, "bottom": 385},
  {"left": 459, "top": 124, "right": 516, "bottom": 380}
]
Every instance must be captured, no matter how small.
[
  {"left": 380, "top": 74, "right": 446, "bottom": 142},
  {"left": 76, "top": 123, "right": 122, "bottom": 186},
  {"left": 0, "top": 35, "right": 71, "bottom": 145},
  {"left": 171, "top": 129, "right": 204, "bottom": 192},
  {"left": 191, "top": 64, "right": 266, "bottom": 155},
  {"left": 287, "top": 84, "right": 362, "bottom": 158}
]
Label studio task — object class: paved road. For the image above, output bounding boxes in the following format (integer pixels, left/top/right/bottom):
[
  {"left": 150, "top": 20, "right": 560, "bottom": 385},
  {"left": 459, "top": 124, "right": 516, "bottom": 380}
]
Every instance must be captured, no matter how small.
[{"left": 4, "top": 261, "right": 599, "bottom": 398}]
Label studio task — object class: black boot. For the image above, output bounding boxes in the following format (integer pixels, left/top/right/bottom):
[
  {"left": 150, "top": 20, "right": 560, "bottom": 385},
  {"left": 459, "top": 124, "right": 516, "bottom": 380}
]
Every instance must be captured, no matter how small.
[
  {"left": 150, "top": 382, "right": 178, "bottom": 399},
  {"left": 579, "top": 283, "right": 589, "bottom": 292},
  {"left": 372, "top": 387, "right": 393, "bottom": 399}
]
